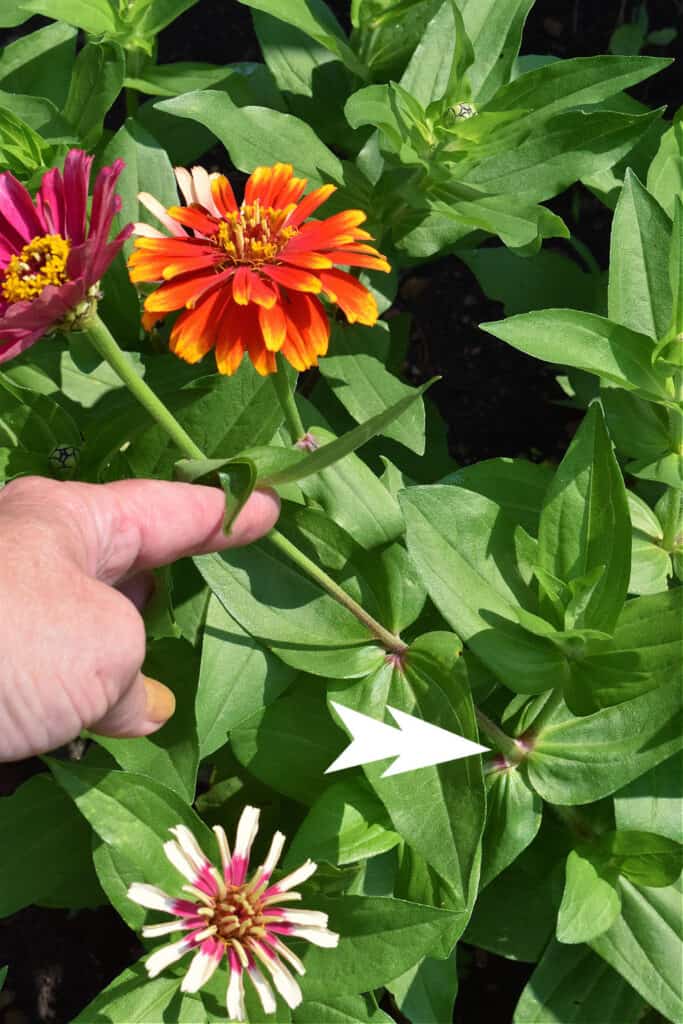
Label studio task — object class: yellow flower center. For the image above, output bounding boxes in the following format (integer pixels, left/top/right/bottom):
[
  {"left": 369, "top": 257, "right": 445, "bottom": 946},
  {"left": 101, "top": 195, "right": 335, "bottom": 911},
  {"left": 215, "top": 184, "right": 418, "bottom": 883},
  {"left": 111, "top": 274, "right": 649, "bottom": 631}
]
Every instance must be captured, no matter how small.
[
  {"left": 215, "top": 200, "right": 298, "bottom": 266},
  {"left": 1, "top": 234, "right": 71, "bottom": 304}
]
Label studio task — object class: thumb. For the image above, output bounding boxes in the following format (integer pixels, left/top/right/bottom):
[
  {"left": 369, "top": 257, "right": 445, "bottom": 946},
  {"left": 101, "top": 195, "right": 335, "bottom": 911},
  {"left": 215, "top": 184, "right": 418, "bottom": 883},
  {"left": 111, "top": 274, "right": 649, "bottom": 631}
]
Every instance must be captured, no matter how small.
[{"left": 89, "top": 674, "right": 176, "bottom": 739}]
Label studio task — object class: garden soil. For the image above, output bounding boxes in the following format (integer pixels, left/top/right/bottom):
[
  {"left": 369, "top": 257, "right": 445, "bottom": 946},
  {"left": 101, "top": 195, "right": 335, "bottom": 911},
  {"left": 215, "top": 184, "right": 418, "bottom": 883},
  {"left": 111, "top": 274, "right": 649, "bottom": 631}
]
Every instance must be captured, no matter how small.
[{"left": 0, "top": 1, "right": 680, "bottom": 1021}]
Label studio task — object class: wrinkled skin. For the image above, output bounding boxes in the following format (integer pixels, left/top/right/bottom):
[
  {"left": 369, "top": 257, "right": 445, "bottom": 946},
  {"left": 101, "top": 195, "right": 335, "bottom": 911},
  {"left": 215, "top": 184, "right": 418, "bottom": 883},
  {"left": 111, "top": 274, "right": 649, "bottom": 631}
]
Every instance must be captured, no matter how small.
[{"left": 0, "top": 476, "right": 279, "bottom": 762}]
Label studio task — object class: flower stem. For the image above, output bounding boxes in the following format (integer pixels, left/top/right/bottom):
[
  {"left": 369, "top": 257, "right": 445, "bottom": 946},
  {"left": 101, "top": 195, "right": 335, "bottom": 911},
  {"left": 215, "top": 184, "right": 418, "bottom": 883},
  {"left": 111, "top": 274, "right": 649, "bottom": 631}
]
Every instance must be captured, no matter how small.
[
  {"left": 83, "top": 317, "right": 407, "bottom": 652},
  {"left": 82, "top": 315, "right": 204, "bottom": 461},
  {"left": 474, "top": 709, "right": 523, "bottom": 761},
  {"left": 273, "top": 356, "right": 306, "bottom": 443},
  {"left": 267, "top": 527, "right": 407, "bottom": 654}
]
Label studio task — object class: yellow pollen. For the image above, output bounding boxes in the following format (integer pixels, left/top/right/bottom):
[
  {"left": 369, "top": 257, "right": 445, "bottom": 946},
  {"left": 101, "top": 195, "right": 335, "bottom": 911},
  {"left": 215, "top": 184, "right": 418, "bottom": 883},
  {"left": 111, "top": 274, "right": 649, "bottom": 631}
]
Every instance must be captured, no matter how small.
[
  {"left": 207, "top": 883, "right": 274, "bottom": 950},
  {"left": 215, "top": 203, "right": 298, "bottom": 266},
  {"left": 1, "top": 234, "right": 70, "bottom": 303}
]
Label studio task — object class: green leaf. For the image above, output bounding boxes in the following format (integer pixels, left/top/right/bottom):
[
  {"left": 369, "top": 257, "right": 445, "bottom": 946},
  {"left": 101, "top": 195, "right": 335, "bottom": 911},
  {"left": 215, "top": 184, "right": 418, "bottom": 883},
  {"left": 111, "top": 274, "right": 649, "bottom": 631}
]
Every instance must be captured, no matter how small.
[
  {"left": 330, "top": 633, "right": 486, "bottom": 914},
  {"left": 401, "top": 485, "right": 566, "bottom": 694},
  {"left": 464, "top": 816, "right": 569, "bottom": 961},
  {"left": 157, "top": 91, "right": 343, "bottom": 188},
  {"left": 18, "top": 0, "right": 119, "bottom": 35},
  {"left": 98, "top": 118, "right": 178, "bottom": 342},
  {"left": 513, "top": 940, "right": 645, "bottom": 1024},
  {"left": 176, "top": 377, "right": 434, "bottom": 490},
  {"left": 556, "top": 849, "right": 621, "bottom": 944},
  {"left": 608, "top": 169, "right": 672, "bottom": 340},
  {"left": 480, "top": 310, "right": 669, "bottom": 402},
  {"left": 481, "top": 766, "right": 542, "bottom": 888},
  {"left": 127, "top": 0, "right": 200, "bottom": 37},
  {"left": 48, "top": 761, "right": 217, "bottom": 902},
  {"left": 230, "top": 679, "right": 346, "bottom": 805},
  {"left": 459, "top": 0, "right": 533, "bottom": 104},
  {"left": 387, "top": 949, "right": 458, "bottom": 1024},
  {"left": 0, "top": 2, "right": 30, "bottom": 27},
  {"left": 286, "top": 778, "right": 400, "bottom": 867},
  {"left": 0, "top": 21, "right": 76, "bottom": 105},
  {"left": 442, "top": 458, "right": 552, "bottom": 536},
  {"left": 0, "top": 774, "right": 102, "bottom": 916},
  {"left": 615, "top": 749, "right": 683, "bottom": 842},
  {"left": 647, "top": 114, "right": 683, "bottom": 219},
  {"left": 294, "top": 994, "right": 392, "bottom": 1023},
  {"left": 73, "top": 961, "right": 206, "bottom": 1023},
  {"left": 602, "top": 389, "right": 671, "bottom": 463},
  {"left": 195, "top": 543, "right": 383, "bottom": 678},
  {"left": 461, "top": 248, "right": 602, "bottom": 317},
  {"left": 125, "top": 60, "right": 245, "bottom": 97},
  {"left": 400, "top": 0, "right": 473, "bottom": 110},
  {"left": 92, "top": 837, "right": 144, "bottom": 930},
  {"left": 196, "top": 594, "right": 296, "bottom": 757},
  {"left": 589, "top": 875, "right": 683, "bottom": 1023},
  {"left": 593, "top": 829, "right": 683, "bottom": 887},
  {"left": 298, "top": 427, "right": 405, "bottom": 550},
  {"left": 484, "top": 55, "right": 671, "bottom": 132},
  {"left": 63, "top": 40, "right": 125, "bottom": 148},
  {"left": 0, "top": 105, "right": 54, "bottom": 181},
  {"left": 526, "top": 678, "right": 683, "bottom": 805},
  {"left": 298, "top": 894, "right": 463, "bottom": 998},
  {"left": 537, "top": 402, "right": 630, "bottom": 633},
  {"left": 236, "top": 0, "right": 368, "bottom": 79},
  {"left": 462, "top": 109, "right": 663, "bottom": 204},
  {"left": 93, "top": 638, "right": 200, "bottom": 802},
  {"left": 320, "top": 324, "right": 426, "bottom": 454}
]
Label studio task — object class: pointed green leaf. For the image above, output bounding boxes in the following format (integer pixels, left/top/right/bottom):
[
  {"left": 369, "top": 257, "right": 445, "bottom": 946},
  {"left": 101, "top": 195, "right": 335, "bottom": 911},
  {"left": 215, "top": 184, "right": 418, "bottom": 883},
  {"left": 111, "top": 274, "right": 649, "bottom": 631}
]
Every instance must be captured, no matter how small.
[{"left": 557, "top": 849, "right": 621, "bottom": 944}]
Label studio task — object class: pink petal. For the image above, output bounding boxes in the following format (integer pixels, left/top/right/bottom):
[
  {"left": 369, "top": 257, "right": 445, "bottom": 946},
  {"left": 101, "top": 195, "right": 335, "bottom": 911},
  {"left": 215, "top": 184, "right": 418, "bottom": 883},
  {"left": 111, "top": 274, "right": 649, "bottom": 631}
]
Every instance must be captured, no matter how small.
[
  {"left": 0, "top": 172, "right": 44, "bottom": 246},
  {"left": 63, "top": 149, "right": 94, "bottom": 245}
]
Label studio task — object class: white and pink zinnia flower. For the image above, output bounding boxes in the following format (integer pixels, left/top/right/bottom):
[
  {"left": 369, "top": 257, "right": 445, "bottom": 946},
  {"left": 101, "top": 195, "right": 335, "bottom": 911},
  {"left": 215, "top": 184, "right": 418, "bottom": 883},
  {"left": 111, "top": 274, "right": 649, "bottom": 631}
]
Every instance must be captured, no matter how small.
[
  {"left": 0, "top": 149, "right": 131, "bottom": 362},
  {"left": 127, "top": 806, "right": 338, "bottom": 1020}
]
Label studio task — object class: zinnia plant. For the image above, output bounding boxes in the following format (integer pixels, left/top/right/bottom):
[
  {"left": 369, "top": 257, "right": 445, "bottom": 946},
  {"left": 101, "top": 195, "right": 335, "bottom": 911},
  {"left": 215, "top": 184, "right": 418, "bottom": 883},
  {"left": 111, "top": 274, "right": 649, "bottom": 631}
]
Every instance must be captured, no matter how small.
[
  {"left": 128, "top": 162, "right": 390, "bottom": 375},
  {"left": 0, "top": 149, "right": 131, "bottom": 362},
  {"left": 127, "top": 807, "right": 338, "bottom": 1020}
]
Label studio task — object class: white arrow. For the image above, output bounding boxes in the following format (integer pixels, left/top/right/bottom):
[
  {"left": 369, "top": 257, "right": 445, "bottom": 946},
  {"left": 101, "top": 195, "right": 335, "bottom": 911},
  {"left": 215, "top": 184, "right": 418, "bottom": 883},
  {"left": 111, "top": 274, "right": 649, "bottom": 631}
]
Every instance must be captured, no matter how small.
[{"left": 326, "top": 702, "right": 489, "bottom": 778}]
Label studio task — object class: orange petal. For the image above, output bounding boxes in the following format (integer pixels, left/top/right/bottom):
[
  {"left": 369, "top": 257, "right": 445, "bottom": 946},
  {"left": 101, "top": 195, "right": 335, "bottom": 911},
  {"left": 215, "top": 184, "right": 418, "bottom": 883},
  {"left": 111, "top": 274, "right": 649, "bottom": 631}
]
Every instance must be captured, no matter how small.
[
  {"left": 232, "top": 266, "right": 254, "bottom": 305},
  {"left": 325, "top": 250, "right": 391, "bottom": 272},
  {"left": 279, "top": 250, "right": 334, "bottom": 271},
  {"left": 262, "top": 264, "right": 322, "bottom": 293},
  {"left": 143, "top": 269, "right": 221, "bottom": 313},
  {"left": 286, "top": 292, "right": 330, "bottom": 358},
  {"left": 285, "top": 184, "right": 336, "bottom": 228},
  {"left": 211, "top": 174, "right": 238, "bottom": 216},
  {"left": 167, "top": 205, "right": 219, "bottom": 237},
  {"left": 319, "top": 268, "right": 378, "bottom": 326},
  {"left": 169, "top": 290, "right": 223, "bottom": 363},
  {"left": 258, "top": 301, "right": 287, "bottom": 351},
  {"left": 246, "top": 163, "right": 292, "bottom": 207}
]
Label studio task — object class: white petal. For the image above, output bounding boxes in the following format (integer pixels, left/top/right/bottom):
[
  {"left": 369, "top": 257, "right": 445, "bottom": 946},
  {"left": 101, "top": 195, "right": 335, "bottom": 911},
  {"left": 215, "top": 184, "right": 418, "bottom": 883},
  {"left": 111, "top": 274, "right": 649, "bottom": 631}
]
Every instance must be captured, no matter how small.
[
  {"left": 273, "top": 859, "right": 317, "bottom": 893},
  {"left": 260, "top": 831, "right": 286, "bottom": 880},
  {"left": 280, "top": 909, "right": 328, "bottom": 928},
  {"left": 262, "top": 891, "right": 302, "bottom": 908},
  {"left": 174, "top": 166, "right": 195, "bottom": 206},
  {"left": 180, "top": 948, "right": 221, "bottom": 994},
  {"left": 137, "top": 191, "right": 185, "bottom": 237},
  {"left": 191, "top": 165, "right": 221, "bottom": 217},
  {"left": 270, "top": 937, "right": 305, "bottom": 976},
  {"left": 226, "top": 965, "right": 246, "bottom": 1022},
  {"left": 127, "top": 883, "right": 174, "bottom": 912},
  {"left": 264, "top": 956, "right": 303, "bottom": 1010},
  {"left": 233, "top": 806, "right": 260, "bottom": 864},
  {"left": 146, "top": 938, "right": 190, "bottom": 978},
  {"left": 169, "top": 825, "right": 210, "bottom": 874},
  {"left": 290, "top": 926, "right": 339, "bottom": 948},
  {"left": 213, "top": 825, "right": 232, "bottom": 874},
  {"left": 142, "top": 920, "right": 186, "bottom": 938},
  {"left": 133, "top": 222, "right": 166, "bottom": 238},
  {"left": 164, "top": 839, "right": 200, "bottom": 884},
  {"left": 248, "top": 964, "right": 277, "bottom": 1014}
]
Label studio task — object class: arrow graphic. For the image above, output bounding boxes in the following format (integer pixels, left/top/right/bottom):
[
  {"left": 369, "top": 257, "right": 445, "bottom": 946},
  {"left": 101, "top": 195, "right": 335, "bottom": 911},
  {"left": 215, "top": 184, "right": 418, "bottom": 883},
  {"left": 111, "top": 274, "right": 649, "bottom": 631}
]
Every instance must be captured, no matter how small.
[{"left": 326, "top": 702, "right": 489, "bottom": 777}]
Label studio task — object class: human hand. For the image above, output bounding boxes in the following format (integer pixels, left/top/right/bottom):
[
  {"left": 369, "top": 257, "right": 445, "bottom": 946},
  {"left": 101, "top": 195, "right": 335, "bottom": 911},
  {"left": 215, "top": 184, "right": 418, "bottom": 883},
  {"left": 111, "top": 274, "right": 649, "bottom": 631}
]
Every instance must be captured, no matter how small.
[{"left": 0, "top": 476, "right": 279, "bottom": 762}]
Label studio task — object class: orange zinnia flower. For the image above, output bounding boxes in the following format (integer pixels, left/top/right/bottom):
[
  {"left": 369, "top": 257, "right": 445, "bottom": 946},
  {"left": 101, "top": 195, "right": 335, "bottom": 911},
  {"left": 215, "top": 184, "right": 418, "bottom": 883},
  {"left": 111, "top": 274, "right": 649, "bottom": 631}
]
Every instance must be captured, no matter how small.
[{"left": 128, "top": 163, "right": 390, "bottom": 376}]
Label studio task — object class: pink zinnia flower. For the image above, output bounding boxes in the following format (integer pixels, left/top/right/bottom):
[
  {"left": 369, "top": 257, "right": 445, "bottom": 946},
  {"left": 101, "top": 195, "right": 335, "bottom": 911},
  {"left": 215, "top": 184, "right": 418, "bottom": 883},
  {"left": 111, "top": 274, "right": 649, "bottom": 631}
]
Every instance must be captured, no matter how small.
[
  {"left": 127, "top": 807, "right": 339, "bottom": 1020},
  {"left": 0, "top": 149, "right": 131, "bottom": 363}
]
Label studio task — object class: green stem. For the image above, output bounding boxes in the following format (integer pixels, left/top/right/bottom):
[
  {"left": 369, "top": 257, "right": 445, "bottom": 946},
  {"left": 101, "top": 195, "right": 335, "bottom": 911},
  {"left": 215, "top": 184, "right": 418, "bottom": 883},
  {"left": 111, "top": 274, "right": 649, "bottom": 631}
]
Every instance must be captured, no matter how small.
[
  {"left": 82, "top": 316, "right": 406, "bottom": 652},
  {"left": 267, "top": 528, "right": 407, "bottom": 654},
  {"left": 475, "top": 709, "right": 523, "bottom": 761},
  {"left": 273, "top": 356, "right": 306, "bottom": 443},
  {"left": 82, "top": 315, "right": 204, "bottom": 461}
]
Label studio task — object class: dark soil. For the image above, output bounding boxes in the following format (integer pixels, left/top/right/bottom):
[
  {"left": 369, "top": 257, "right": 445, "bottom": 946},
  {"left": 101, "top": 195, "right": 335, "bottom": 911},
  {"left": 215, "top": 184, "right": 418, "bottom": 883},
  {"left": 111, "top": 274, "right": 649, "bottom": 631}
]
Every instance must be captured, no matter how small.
[{"left": 1, "top": 2, "right": 681, "bottom": 1022}]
